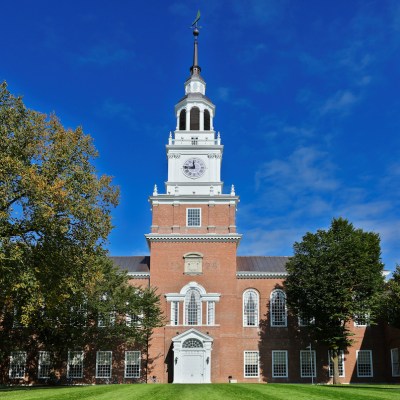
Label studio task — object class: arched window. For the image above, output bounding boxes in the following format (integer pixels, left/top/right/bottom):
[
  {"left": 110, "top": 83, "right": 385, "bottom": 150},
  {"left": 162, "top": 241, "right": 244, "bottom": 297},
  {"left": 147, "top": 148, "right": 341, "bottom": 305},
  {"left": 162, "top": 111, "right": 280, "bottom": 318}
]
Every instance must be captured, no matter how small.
[
  {"left": 190, "top": 107, "right": 200, "bottom": 130},
  {"left": 204, "top": 109, "right": 211, "bottom": 130},
  {"left": 182, "top": 338, "right": 203, "bottom": 348},
  {"left": 179, "top": 109, "right": 186, "bottom": 130},
  {"left": 185, "top": 288, "right": 201, "bottom": 325},
  {"left": 243, "top": 289, "right": 259, "bottom": 327},
  {"left": 270, "top": 289, "right": 287, "bottom": 327}
]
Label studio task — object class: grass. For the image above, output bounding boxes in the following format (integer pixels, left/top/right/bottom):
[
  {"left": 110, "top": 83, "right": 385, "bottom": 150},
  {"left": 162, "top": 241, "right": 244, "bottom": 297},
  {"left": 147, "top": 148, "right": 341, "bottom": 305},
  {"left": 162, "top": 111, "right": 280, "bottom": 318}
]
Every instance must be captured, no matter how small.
[{"left": 0, "top": 384, "right": 399, "bottom": 400}]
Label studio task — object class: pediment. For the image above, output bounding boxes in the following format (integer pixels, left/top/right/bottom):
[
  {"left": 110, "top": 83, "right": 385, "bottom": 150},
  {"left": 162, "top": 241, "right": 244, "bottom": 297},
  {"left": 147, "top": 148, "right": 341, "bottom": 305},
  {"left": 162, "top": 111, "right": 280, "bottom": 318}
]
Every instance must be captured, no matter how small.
[{"left": 172, "top": 328, "right": 213, "bottom": 343}]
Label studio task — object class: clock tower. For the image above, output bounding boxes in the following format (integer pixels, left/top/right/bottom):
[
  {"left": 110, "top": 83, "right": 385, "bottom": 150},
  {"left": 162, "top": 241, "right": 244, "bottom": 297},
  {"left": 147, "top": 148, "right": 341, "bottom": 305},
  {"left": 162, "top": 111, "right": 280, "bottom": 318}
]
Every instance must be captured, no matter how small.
[{"left": 144, "top": 25, "right": 242, "bottom": 383}]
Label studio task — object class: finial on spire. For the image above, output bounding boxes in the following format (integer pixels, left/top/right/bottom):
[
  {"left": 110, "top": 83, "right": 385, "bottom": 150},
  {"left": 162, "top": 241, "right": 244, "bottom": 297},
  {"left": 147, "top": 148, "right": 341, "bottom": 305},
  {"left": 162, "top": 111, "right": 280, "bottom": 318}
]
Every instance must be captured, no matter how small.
[
  {"left": 153, "top": 184, "right": 158, "bottom": 196},
  {"left": 190, "top": 10, "right": 201, "bottom": 76}
]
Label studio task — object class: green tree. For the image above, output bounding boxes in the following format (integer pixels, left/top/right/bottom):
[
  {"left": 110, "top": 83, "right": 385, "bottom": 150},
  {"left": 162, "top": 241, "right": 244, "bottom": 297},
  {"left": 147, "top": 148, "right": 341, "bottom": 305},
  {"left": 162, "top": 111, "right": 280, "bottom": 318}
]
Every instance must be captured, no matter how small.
[
  {"left": 284, "top": 218, "right": 384, "bottom": 384},
  {"left": 382, "top": 265, "right": 400, "bottom": 329},
  {"left": 0, "top": 82, "right": 163, "bottom": 380}
]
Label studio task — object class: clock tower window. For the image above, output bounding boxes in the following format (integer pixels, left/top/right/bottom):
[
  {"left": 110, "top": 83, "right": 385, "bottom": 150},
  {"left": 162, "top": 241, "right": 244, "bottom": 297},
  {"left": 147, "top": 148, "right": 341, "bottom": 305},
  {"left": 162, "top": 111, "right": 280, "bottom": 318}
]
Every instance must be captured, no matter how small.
[
  {"left": 204, "top": 109, "right": 210, "bottom": 130},
  {"left": 179, "top": 109, "right": 186, "bottom": 131},
  {"left": 190, "top": 107, "right": 200, "bottom": 130}
]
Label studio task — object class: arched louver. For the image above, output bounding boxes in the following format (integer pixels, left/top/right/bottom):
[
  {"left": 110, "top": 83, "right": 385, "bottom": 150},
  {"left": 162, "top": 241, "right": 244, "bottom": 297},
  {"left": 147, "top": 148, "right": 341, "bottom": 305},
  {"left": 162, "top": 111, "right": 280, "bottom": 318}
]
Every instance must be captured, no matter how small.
[
  {"left": 204, "top": 109, "right": 210, "bottom": 130},
  {"left": 190, "top": 107, "right": 200, "bottom": 130},
  {"left": 179, "top": 109, "right": 186, "bottom": 131}
]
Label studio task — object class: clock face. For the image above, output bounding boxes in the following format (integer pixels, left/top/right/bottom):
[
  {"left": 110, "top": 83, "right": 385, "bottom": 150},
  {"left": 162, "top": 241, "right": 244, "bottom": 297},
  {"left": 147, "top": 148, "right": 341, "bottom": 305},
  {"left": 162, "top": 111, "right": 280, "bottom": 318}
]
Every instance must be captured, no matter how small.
[{"left": 182, "top": 157, "right": 206, "bottom": 179}]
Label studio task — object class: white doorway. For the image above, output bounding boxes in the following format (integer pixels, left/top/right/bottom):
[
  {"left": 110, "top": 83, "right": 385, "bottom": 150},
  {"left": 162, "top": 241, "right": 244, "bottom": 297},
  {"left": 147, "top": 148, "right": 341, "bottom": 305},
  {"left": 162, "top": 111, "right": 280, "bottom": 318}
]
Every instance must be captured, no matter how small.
[{"left": 172, "top": 329, "right": 213, "bottom": 383}]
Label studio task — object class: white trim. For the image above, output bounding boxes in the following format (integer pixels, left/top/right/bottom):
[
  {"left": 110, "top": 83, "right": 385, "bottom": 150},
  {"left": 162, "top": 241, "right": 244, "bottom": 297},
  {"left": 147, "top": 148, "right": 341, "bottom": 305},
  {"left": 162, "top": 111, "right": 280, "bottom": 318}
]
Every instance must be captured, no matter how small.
[
  {"left": 272, "top": 350, "right": 288, "bottom": 378},
  {"left": 9, "top": 351, "right": 26, "bottom": 379},
  {"left": 244, "top": 351, "right": 259, "bottom": 378},
  {"left": 96, "top": 351, "right": 112, "bottom": 379},
  {"left": 242, "top": 289, "right": 259, "bottom": 327},
  {"left": 38, "top": 351, "right": 51, "bottom": 379},
  {"left": 186, "top": 208, "right": 201, "bottom": 227},
  {"left": 391, "top": 348, "right": 400, "bottom": 377},
  {"left": 127, "top": 272, "right": 150, "bottom": 279},
  {"left": 67, "top": 351, "right": 84, "bottom": 379},
  {"left": 125, "top": 351, "right": 141, "bottom": 379},
  {"left": 300, "top": 350, "right": 316, "bottom": 378},
  {"left": 237, "top": 272, "right": 288, "bottom": 279},
  {"left": 357, "top": 350, "right": 373, "bottom": 377},
  {"left": 328, "top": 350, "right": 345, "bottom": 377},
  {"left": 145, "top": 233, "right": 242, "bottom": 244},
  {"left": 270, "top": 289, "right": 287, "bottom": 327}
]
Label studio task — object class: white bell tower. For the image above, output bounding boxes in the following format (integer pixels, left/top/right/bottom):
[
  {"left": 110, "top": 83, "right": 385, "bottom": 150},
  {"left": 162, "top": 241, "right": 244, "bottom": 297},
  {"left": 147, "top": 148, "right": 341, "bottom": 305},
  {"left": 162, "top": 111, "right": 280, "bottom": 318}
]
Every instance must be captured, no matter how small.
[{"left": 165, "top": 27, "right": 224, "bottom": 196}]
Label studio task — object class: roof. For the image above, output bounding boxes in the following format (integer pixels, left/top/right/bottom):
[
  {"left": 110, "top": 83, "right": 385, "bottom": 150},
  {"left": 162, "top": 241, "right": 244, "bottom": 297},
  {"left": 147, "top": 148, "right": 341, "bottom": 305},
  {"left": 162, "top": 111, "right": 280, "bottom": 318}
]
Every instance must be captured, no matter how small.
[
  {"left": 109, "top": 255, "right": 289, "bottom": 275},
  {"left": 236, "top": 256, "right": 289, "bottom": 273},
  {"left": 109, "top": 256, "right": 150, "bottom": 274}
]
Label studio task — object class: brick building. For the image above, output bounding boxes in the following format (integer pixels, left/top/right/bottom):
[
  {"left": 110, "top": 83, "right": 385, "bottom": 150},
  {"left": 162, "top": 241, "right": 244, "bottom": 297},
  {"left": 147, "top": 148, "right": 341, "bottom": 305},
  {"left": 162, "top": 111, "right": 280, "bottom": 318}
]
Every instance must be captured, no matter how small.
[
  {"left": 107, "top": 27, "right": 400, "bottom": 384},
  {"left": 6, "top": 26, "right": 400, "bottom": 385}
]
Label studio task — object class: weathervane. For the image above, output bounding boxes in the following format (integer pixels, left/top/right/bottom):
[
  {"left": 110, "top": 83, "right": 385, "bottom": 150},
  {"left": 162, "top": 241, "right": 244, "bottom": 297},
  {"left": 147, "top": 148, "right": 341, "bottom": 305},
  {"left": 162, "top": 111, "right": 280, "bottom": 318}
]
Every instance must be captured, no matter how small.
[{"left": 191, "top": 10, "right": 201, "bottom": 36}]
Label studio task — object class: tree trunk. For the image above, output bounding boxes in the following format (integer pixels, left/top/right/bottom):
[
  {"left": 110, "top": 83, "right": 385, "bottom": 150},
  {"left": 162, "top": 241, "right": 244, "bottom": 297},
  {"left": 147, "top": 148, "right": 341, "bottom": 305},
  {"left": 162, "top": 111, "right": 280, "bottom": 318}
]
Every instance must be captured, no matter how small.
[{"left": 330, "top": 349, "right": 341, "bottom": 384}]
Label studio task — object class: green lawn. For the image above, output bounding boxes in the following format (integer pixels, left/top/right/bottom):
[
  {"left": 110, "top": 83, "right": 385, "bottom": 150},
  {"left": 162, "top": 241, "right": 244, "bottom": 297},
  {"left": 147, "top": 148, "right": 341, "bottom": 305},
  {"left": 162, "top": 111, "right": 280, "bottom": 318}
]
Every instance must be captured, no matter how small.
[{"left": 1, "top": 384, "right": 399, "bottom": 400}]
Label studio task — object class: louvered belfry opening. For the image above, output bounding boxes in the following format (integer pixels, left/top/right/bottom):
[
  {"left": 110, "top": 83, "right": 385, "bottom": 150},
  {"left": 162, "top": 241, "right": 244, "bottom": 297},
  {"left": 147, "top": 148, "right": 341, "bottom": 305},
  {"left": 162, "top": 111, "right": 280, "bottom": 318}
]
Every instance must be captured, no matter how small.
[
  {"left": 190, "top": 107, "right": 200, "bottom": 130},
  {"left": 179, "top": 109, "right": 186, "bottom": 130},
  {"left": 204, "top": 109, "right": 210, "bottom": 130}
]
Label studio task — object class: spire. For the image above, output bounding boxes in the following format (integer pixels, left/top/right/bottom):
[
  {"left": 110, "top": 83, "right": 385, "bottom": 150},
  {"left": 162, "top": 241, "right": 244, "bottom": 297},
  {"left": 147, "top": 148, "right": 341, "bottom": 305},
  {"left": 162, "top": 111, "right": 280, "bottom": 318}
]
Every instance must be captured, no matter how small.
[{"left": 190, "top": 10, "right": 201, "bottom": 76}]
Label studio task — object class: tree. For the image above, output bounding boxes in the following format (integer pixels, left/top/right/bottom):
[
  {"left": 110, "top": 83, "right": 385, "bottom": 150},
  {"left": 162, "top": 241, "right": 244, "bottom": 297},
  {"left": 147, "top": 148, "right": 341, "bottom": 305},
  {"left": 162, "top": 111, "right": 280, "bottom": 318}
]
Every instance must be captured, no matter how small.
[
  {"left": 0, "top": 82, "right": 163, "bottom": 380},
  {"left": 284, "top": 218, "right": 384, "bottom": 384},
  {"left": 382, "top": 265, "right": 400, "bottom": 329}
]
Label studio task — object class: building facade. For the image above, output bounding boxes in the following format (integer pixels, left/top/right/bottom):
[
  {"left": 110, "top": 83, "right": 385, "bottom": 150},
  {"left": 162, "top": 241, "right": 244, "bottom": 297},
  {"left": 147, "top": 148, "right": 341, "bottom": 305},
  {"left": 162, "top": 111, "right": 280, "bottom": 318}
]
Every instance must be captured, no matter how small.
[{"left": 5, "top": 27, "right": 400, "bottom": 385}]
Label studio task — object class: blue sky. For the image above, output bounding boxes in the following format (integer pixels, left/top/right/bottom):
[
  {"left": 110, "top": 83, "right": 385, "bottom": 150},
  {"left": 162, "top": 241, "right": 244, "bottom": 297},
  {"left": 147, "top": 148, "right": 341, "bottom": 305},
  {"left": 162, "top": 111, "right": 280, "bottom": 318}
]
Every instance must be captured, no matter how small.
[{"left": 1, "top": 1, "right": 399, "bottom": 272}]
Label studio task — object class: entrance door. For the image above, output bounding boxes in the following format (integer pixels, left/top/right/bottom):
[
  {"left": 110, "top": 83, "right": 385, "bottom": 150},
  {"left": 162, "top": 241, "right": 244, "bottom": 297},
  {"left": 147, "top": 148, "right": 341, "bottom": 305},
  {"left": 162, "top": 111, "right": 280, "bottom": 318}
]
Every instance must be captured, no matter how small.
[{"left": 181, "top": 351, "right": 204, "bottom": 383}]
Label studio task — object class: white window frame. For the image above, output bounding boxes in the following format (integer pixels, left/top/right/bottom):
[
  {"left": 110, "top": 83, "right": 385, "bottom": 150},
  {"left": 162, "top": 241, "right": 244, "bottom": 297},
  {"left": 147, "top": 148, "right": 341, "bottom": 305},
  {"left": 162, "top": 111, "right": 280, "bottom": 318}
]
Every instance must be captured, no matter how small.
[
  {"left": 243, "top": 289, "right": 259, "bottom": 327},
  {"left": 391, "top": 348, "right": 400, "bottom": 377},
  {"left": 184, "top": 288, "right": 202, "bottom": 325},
  {"left": 67, "top": 351, "right": 84, "bottom": 379},
  {"left": 186, "top": 208, "right": 201, "bottom": 227},
  {"left": 357, "top": 350, "right": 373, "bottom": 377},
  {"left": 300, "top": 350, "right": 316, "bottom": 378},
  {"left": 98, "top": 311, "right": 116, "bottom": 328},
  {"left": 270, "top": 289, "right": 287, "bottom": 327},
  {"left": 171, "top": 301, "right": 179, "bottom": 326},
  {"left": 207, "top": 301, "right": 215, "bottom": 325},
  {"left": 272, "top": 350, "right": 288, "bottom": 378},
  {"left": 38, "top": 351, "right": 51, "bottom": 379},
  {"left": 96, "top": 351, "right": 112, "bottom": 379},
  {"left": 298, "top": 315, "right": 315, "bottom": 327},
  {"left": 244, "top": 351, "right": 259, "bottom": 378},
  {"left": 328, "top": 350, "right": 345, "bottom": 377},
  {"left": 125, "top": 351, "right": 141, "bottom": 378},
  {"left": 354, "top": 312, "right": 370, "bottom": 327},
  {"left": 9, "top": 351, "right": 26, "bottom": 379}
]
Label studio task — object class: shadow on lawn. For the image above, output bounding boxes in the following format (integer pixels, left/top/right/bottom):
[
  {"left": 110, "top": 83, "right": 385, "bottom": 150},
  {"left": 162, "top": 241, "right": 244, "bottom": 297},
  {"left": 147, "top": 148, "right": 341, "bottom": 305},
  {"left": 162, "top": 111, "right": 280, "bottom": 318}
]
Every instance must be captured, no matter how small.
[{"left": 0, "top": 385, "right": 78, "bottom": 392}]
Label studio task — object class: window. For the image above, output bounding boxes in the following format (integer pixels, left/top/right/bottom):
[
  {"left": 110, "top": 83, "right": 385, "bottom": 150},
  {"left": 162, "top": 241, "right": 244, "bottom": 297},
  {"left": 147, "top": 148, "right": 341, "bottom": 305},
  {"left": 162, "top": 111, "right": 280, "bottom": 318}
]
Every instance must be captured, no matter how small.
[
  {"left": 270, "top": 290, "right": 287, "bottom": 327},
  {"left": 357, "top": 350, "right": 373, "bottom": 377},
  {"left": 328, "top": 350, "right": 345, "bottom": 377},
  {"left": 187, "top": 208, "right": 201, "bottom": 227},
  {"left": 183, "top": 338, "right": 203, "bottom": 348},
  {"left": 299, "top": 315, "right": 315, "bottom": 327},
  {"left": 179, "top": 109, "right": 186, "bottom": 130},
  {"left": 354, "top": 312, "right": 370, "bottom": 327},
  {"left": 243, "top": 289, "right": 259, "bottom": 327},
  {"left": 207, "top": 301, "right": 215, "bottom": 325},
  {"left": 300, "top": 350, "right": 316, "bottom": 378},
  {"left": 244, "top": 351, "right": 259, "bottom": 378},
  {"left": 9, "top": 351, "right": 26, "bottom": 379},
  {"left": 67, "top": 351, "right": 83, "bottom": 379},
  {"left": 391, "top": 348, "right": 400, "bottom": 377},
  {"left": 38, "top": 351, "right": 51, "bottom": 379},
  {"left": 190, "top": 106, "right": 200, "bottom": 130},
  {"left": 171, "top": 301, "right": 179, "bottom": 326},
  {"left": 125, "top": 351, "right": 141, "bottom": 378},
  {"left": 204, "top": 109, "right": 210, "bottom": 130},
  {"left": 126, "top": 313, "right": 142, "bottom": 327},
  {"left": 185, "top": 289, "right": 201, "bottom": 325},
  {"left": 96, "top": 351, "right": 112, "bottom": 378},
  {"left": 272, "top": 351, "right": 288, "bottom": 378}
]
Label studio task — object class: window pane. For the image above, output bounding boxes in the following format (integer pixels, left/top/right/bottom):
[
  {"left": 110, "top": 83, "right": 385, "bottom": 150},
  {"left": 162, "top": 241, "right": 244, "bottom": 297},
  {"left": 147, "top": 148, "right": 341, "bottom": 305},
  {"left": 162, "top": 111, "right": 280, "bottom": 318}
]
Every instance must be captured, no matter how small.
[
  {"left": 328, "top": 350, "right": 345, "bottom": 377},
  {"left": 272, "top": 351, "right": 288, "bottom": 378},
  {"left": 244, "top": 351, "right": 259, "bottom": 378},
  {"left": 271, "top": 290, "right": 287, "bottom": 327},
  {"left": 392, "top": 348, "right": 400, "bottom": 377},
  {"left": 300, "top": 350, "right": 316, "bottom": 377},
  {"left": 96, "top": 351, "right": 112, "bottom": 378},
  {"left": 9, "top": 352, "right": 26, "bottom": 379},
  {"left": 185, "top": 289, "right": 201, "bottom": 325},
  {"left": 187, "top": 208, "right": 201, "bottom": 227},
  {"left": 357, "top": 350, "right": 373, "bottom": 377},
  {"left": 125, "top": 351, "right": 141, "bottom": 378},
  {"left": 207, "top": 301, "right": 215, "bottom": 325},
  {"left": 243, "top": 290, "right": 259, "bottom": 327},
  {"left": 38, "top": 351, "right": 51, "bottom": 379},
  {"left": 67, "top": 351, "right": 83, "bottom": 378}
]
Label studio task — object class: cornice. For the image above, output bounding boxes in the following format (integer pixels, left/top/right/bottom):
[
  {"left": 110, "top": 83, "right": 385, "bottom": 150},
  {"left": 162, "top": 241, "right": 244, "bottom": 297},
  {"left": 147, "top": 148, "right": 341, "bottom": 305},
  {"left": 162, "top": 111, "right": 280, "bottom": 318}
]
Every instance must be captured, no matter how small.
[
  {"left": 127, "top": 272, "right": 150, "bottom": 279},
  {"left": 236, "top": 271, "right": 288, "bottom": 279},
  {"left": 145, "top": 233, "right": 242, "bottom": 245}
]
